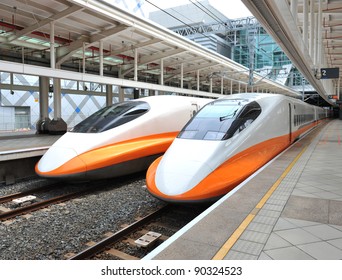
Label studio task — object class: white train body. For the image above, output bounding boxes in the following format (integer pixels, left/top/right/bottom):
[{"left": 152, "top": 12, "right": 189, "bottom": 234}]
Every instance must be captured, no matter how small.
[
  {"left": 146, "top": 93, "right": 328, "bottom": 203},
  {"left": 35, "top": 95, "right": 211, "bottom": 180}
]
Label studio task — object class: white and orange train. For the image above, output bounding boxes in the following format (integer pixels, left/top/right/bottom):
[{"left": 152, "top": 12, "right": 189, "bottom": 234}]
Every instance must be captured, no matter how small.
[
  {"left": 146, "top": 93, "right": 329, "bottom": 203},
  {"left": 35, "top": 95, "right": 211, "bottom": 180}
]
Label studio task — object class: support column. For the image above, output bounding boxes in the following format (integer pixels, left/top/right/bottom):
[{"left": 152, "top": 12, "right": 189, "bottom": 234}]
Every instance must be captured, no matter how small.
[
  {"left": 100, "top": 41, "right": 104, "bottom": 76},
  {"left": 118, "top": 69, "right": 125, "bottom": 102},
  {"left": 230, "top": 79, "right": 233, "bottom": 94},
  {"left": 314, "top": 13, "right": 318, "bottom": 65},
  {"left": 317, "top": 0, "right": 322, "bottom": 66},
  {"left": 309, "top": 0, "right": 315, "bottom": 59},
  {"left": 118, "top": 86, "right": 125, "bottom": 102},
  {"left": 180, "top": 63, "right": 184, "bottom": 89},
  {"left": 303, "top": 0, "right": 308, "bottom": 49},
  {"left": 106, "top": 84, "right": 113, "bottom": 106},
  {"left": 36, "top": 76, "right": 51, "bottom": 134},
  {"left": 53, "top": 78, "right": 61, "bottom": 120},
  {"left": 160, "top": 58, "right": 164, "bottom": 85},
  {"left": 48, "top": 78, "right": 67, "bottom": 134},
  {"left": 134, "top": 48, "right": 138, "bottom": 82},
  {"left": 50, "top": 22, "right": 55, "bottom": 69},
  {"left": 209, "top": 78, "right": 213, "bottom": 93},
  {"left": 290, "top": 0, "right": 298, "bottom": 25},
  {"left": 197, "top": 70, "right": 200, "bottom": 91},
  {"left": 82, "top": 43, "right": 86, "bottom": 73}
]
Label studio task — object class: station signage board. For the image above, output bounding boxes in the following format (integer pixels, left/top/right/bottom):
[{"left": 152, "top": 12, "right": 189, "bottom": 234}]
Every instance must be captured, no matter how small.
[{"left": 320, "top": 67, "right": 340, "bottom": 79}]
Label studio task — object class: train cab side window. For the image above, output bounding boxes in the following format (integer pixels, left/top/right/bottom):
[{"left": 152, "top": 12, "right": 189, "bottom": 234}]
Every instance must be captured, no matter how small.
[
  {"left": 103, "top": 103, "right": 150, "bottom": 130},
  {"left": 70, "top": 101, "right": 150, "bottom": 133},
  {"left": 223, "top": 101, "right": 261, "bottom": 140},
  {"left": 124, "top": 109, "right": 149, "bottom": 116}
]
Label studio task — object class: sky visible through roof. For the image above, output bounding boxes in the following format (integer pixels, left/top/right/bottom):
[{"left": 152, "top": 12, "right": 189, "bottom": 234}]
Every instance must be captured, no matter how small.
[{"left": 145, "top": 0, "right": 252, "bottom": 19}]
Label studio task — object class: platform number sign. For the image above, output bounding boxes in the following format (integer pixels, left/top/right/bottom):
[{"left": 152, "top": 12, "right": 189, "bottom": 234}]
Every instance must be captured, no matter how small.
[{"left": 320, "top": 67, "right": 340, "bottom": 79}]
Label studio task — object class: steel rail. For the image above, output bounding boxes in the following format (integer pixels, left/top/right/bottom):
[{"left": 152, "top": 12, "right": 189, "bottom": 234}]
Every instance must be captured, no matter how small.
[
  {"left": 69, "top": 205, "right": 171, "bottom": 260},
  {"left": 0, "top": 182, "right": 63, "bottom": 204},
  {"left": 0, "top": 187, "right": 94, "bottom": 221}
]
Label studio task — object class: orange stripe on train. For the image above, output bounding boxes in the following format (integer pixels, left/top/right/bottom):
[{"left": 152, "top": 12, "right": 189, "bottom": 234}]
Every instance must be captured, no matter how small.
[
  {"left": 147, "top": 122, "right": 318, "bottom": 202},
  {"left": 37, "top": 132, "right": 178, "bottom": 176}
]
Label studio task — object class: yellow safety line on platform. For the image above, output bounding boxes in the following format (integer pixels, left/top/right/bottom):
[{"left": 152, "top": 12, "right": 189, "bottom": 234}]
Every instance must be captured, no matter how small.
[{"left": 212, "top": 145, "right": 308, "bottom": 260}]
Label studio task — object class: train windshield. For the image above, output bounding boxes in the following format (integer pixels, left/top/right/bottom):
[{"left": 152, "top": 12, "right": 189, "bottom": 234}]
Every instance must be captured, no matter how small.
[
  {"left": 178, "top": 99, "right": 261, "bottom": 140},
  {"left": 70, "top": 101, "right": 150, "bottom": 133}
]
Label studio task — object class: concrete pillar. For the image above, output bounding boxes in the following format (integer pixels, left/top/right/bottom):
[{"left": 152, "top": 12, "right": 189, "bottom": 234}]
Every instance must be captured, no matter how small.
[
  {"left": 133, "top": 88, "right": 139, "bottom": 99},
  {"left": 82, "top": 43, "right": 86, "bottom": 73},
  {"left": 197, "top": 70, "right": 200, "bottom": 91},
  {"left": 36, "top": 76, "right": 51, "bottom": 134},
  {"left": 317, "top": 0, "right": 322, "bottom": 66},
  {"left": 100, "top": 41, "right": 104, "bottom": 76},
  {"left": 230, "top": 79, "right": 233, "bottom": 94},
  {"left": 303, "top": 0, "right": 308, "bottom": 49},
  {"left": 180, "top": 63, "right": 184, "bottom": 89},
  {"left": 314, "top": 13, "right": 318, "bottom": 65},
  {"left": 53, "top": 78, "right": 61, "bottom": 120},
  {"left": 118, "top": 86, "right": 125, "bottom": 102},
  {"left": 309, "top": 0, "right": 315, "bottom": 59},
  {"left": 290, "top": 0, "right": 298, "bottom": 25},
  {"left": 209, "top": 78, "right": 213, "bottom": 93},
  {"left": 160, "top": 58, "right": 164, "bottom": 85},
  {"left": 134, "top": 48, "right": 138, "bottom": 82},
  {"left": 48, "top": 78, "right": 67, "bottom": 134},
  {"left": 106, "top": 84, "right": 113, "bottom": 106},
  {"left": 50, "top": 22, "right": 55, "bottom": 69}
]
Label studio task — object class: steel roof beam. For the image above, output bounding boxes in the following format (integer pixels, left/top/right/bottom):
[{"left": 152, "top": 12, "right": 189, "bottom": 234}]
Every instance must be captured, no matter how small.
[
  {"left": 56, "top": 24, "right": 128, "bottom": 67},
  {"left": 122, "top": 48, "right": 187, "bottom": 76},
  {"left": 109, "top": 38, "right": 163, "bottom": 56},
  {"left": 7, "top": 5, "right": 84, "bottom": 42}
]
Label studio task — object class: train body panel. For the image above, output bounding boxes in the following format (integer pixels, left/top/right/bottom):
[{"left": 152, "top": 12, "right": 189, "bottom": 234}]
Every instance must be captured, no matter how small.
[
  {"left": 35, "top": 95, "right": 211, "bottom": 180},
  {"left": 146, "top": 93, "right": 328, "bottom": 203}
]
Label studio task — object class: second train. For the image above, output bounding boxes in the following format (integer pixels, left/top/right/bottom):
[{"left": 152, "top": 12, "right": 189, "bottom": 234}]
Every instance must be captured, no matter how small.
[{"left": 146, "top": 93, "right": 329, "bottom": 203}]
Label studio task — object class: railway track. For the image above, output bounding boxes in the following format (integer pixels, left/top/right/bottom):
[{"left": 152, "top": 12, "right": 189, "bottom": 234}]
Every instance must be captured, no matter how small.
[
  {"left": 0, "top": 179, "right": 121, "bottom": 221},
  {"left": 0, "top": 187, "right": 93, "bottom": 221},
  {"left": 68, "top": 204, "right": 209, "bottom": 260}
]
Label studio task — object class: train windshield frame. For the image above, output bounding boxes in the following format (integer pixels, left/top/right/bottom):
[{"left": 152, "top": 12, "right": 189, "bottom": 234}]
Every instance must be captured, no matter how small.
[
  {"left": 70, "top": 101, "right": 150, "bottom": 133},
  {"left": 178, "top": 99, "right": 261, "bottom": 141}
]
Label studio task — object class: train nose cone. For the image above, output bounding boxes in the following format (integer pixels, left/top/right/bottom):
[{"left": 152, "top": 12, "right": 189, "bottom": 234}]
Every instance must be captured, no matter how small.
[
  {"left": 155, "top": 159, "right": 213, "bottom": 196},
  {"left": 36, "top": 146, "right": 86, "bottom": 177}
]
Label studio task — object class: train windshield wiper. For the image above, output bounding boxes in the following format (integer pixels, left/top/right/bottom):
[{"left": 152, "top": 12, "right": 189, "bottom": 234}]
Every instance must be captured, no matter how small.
[{"left": 219, "top": 109, "right": 238, "bottom": 122}]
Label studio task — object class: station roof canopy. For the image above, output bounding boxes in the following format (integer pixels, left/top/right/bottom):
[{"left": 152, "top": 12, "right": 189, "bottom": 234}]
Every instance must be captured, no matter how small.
[
  {"left": 0, "top": 0, "right": 301, "bottom": 99},
  {"left": 242, "top": 0, "right": 342, "bottom": 105}
]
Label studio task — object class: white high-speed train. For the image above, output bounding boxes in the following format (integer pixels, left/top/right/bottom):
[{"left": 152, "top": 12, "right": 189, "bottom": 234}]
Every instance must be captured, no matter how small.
[
  {"left": 35, "top": 95, "right": 211, "bottom": 180},
  {"left": 146, "top": 93, "right": 329, "bottom": 203}
]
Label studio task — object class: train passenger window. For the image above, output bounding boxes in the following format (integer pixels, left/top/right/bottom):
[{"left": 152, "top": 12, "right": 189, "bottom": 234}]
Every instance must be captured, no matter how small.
[{"left": 70, "top": 101, "right": 150, "bottom": 133}]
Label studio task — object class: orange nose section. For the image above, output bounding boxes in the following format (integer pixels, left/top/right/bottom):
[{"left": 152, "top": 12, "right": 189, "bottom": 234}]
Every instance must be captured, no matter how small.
[{"left": 35, "top": 156, "right": 87, "bottom": 178}]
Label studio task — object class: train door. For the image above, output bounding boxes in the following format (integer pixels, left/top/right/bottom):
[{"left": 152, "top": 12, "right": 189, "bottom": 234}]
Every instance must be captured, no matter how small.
[{"left": 288, "top": 103, "right": 292, "bottom": 143}]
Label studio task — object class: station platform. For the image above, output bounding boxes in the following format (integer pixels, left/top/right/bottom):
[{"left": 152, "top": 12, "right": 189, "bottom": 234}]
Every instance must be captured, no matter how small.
[
  {"left": 0, "top": 131, "right": 61, "bottom": 184},
  {"left": 145, "top": 119, "right": 342, "bottom": 260},
  {"left": 0, "top": 131, "right": 60, "bottom": 161}
]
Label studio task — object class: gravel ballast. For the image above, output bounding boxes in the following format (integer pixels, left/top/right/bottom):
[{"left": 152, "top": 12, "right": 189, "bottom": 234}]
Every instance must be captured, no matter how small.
[{"left": 0, "top": 174, "right": 165, "bottom": 260}]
